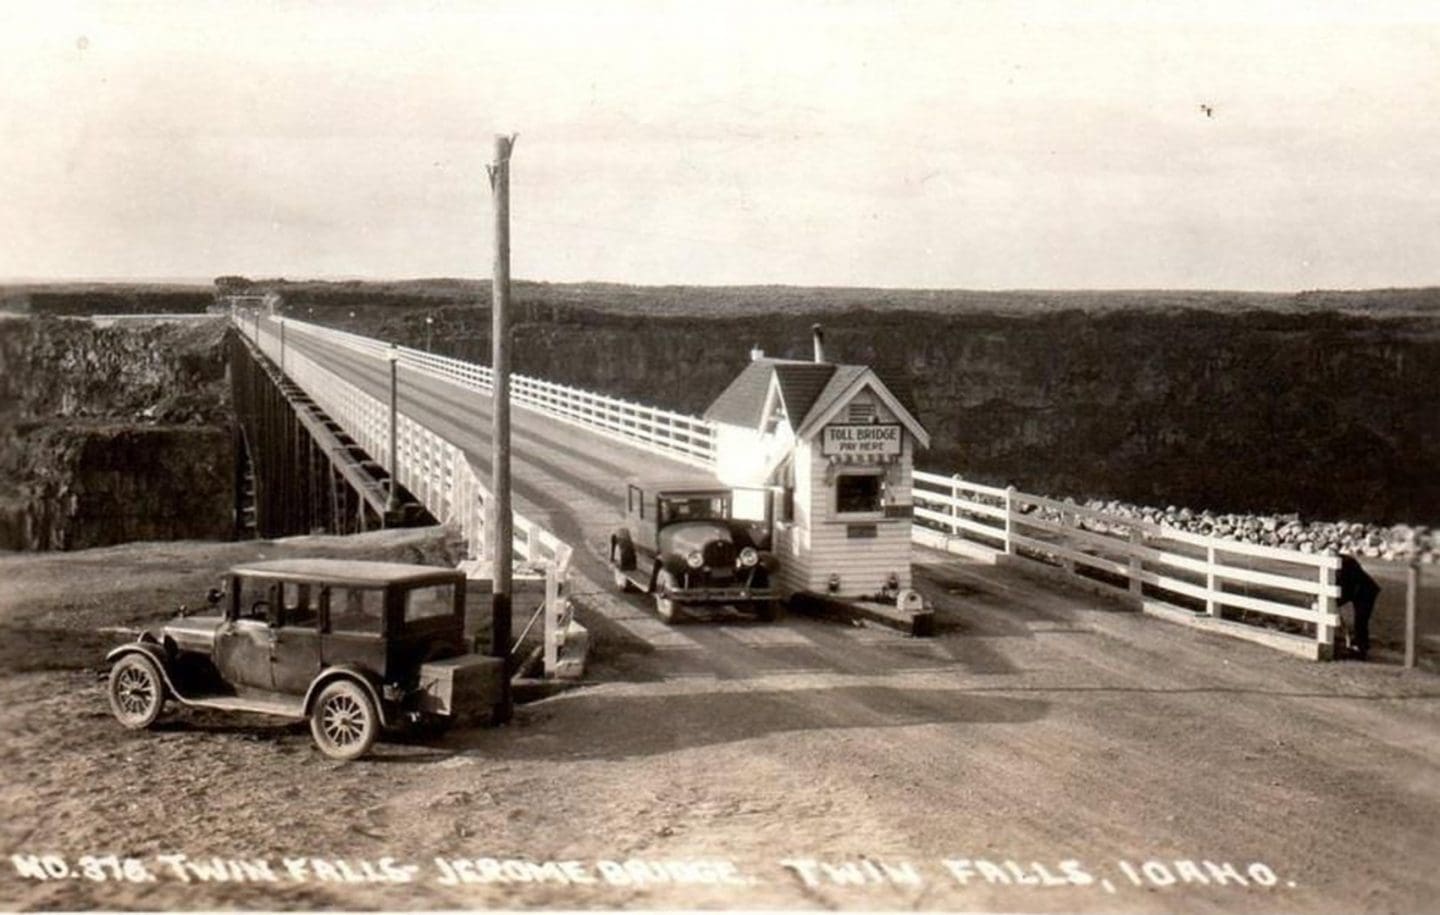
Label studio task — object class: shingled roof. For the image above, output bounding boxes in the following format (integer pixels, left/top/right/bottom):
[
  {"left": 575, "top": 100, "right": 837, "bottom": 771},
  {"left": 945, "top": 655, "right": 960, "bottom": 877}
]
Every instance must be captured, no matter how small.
[
  {"left": 704, "top": 358, "right": 833, "bottom": 428},
  {"left": 704, "top": 357, "right": 929, "bottom": 448}
]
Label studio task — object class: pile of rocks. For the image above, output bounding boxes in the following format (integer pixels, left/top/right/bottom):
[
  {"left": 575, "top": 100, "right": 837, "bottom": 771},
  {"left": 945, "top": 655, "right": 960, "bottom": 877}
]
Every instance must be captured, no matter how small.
[{"left": 1071, "top": 499, "right": 1435, "bottom": 564}]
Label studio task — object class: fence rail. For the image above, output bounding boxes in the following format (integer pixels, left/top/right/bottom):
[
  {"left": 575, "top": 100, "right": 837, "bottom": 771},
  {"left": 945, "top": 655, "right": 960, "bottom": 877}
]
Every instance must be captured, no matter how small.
[
  {"left": 237, "top": 307, "right": 1358, "bottom": 662},
  {"left": 235, "top": 313, "right": 578, "bottom": 676},
  {"left": 268, "top": 315, "right": 717, "bottom": 468},
  {"left": 912, "top": 470, "right": 1342, "bottom": 655}
]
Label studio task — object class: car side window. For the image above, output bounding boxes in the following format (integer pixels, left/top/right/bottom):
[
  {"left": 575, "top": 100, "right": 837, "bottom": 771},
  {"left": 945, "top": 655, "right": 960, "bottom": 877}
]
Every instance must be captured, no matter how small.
[
  {"left": 328, "top": 587, "right": 384, "bottom": 635},
  {"left": 281, "top": 582, "right": 318, "bottom": 629},
  {"left": 403, "top": 585, "right": 456, "bottom": 623},
  {"left": 235, "top": 577, "right": 271, "bottom": 622}
]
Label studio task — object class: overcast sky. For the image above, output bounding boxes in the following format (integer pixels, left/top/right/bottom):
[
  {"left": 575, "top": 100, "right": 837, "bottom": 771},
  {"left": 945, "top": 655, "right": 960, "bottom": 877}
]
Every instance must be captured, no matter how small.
[{"left": 2, "top": 1, "right": 1437, "bottom": 290}]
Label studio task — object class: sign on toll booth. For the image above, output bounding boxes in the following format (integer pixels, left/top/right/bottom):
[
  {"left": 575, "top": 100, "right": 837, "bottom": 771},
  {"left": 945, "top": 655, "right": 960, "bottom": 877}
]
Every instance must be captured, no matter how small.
[
  {"left": 703, "top": 329, "right": 930, "bottom": 602},
  {"left": 821, "top": 423, "right": 903, "bottom": 458}
]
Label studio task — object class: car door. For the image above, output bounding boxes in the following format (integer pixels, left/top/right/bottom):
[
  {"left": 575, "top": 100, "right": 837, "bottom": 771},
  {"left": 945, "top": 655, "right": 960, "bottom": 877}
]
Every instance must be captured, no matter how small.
[
  {"left": 271, "top": 582, "right": 323, "bottom": 695},
  {"left": 215, "top": 578, "right": 276, "bottom": 690}
]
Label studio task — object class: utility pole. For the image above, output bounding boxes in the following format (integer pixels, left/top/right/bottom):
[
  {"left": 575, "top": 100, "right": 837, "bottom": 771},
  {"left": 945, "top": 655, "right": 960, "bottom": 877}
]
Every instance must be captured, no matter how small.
[{"left": 488, "top": 133, "right": 516, "bottom": 724}]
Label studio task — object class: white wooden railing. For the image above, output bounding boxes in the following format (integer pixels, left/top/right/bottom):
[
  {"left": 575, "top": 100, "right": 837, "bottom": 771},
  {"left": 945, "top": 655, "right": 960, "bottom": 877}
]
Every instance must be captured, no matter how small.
[
  {"left": 236, "top": 308, "right": 1355, "bottom": 662},
  {"left": 912, "top": 470, "right": 1343, "bottom": 656},
  {"left": 268, "top": 316, "right": 717, "bottom": 468},
  {"left": 236, "top": 314, "right": 580, "bottom": 677}
]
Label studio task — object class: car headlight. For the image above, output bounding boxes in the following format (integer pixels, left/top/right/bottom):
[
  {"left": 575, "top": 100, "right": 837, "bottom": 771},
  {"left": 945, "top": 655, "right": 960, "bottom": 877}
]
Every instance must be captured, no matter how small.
[
  {"left": 686, "top": 551, "right": 704, "bottom": 569},
  {"left": 738, "top": 547, "right": 759, "bottom": 567}
]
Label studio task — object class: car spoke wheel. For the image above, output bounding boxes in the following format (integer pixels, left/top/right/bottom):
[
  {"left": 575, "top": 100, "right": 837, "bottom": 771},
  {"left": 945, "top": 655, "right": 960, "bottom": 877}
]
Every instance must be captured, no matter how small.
[
  {"left": 108, "top": 654, "right": 166, "bottom": 729},
  {"left": 654, "top": 569, "right": 678, "bottom": 623},
  {"left": 611, "top": 551, "right": 634, "bottom": 593},
  {"left": 310, "top": 680, "right": 378, "bottom": 761}
]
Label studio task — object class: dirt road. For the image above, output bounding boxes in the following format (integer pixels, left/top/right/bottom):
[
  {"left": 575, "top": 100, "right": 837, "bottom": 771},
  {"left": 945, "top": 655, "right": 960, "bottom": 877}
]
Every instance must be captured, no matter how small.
[{"left": 1, "top": 524, "right": 1437, "bottom": 912}]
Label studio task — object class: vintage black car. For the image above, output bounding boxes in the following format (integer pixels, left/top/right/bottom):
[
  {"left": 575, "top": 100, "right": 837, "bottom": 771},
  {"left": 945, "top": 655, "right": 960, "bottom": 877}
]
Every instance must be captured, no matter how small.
[
  {"left": 609, "top": 476, "right": 780, "bottom": 622},
  {"left": 105, "top": 559, "right": 502, "bottom": 760}
]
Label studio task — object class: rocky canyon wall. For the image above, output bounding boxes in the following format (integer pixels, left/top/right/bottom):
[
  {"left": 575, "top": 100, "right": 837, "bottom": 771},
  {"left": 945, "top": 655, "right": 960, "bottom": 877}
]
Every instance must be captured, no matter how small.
[
  {"left": 351, "top": 305, "right": 1438, "bottom": 525},
  {"left": 0, "top": 316, "right": 234, "bottom": 549}
]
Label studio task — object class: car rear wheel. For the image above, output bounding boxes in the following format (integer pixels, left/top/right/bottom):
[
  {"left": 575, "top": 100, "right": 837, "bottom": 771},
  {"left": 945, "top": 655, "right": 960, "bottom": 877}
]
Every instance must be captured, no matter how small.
[
  {"left": 654, "top": 569, "right": 678, "bottom": 623},
  {"left": 108, "top": 654, "right": 166, "bottom": 729},
  {"left": 310, "top": 680, "right": 379, "bottom": 761}
]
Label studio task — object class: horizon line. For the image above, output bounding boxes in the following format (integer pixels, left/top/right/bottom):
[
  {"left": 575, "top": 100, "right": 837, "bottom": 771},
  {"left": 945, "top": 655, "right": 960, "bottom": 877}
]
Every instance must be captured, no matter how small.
[{"left": 3, "top": 276, "right": 1438, "bottom": 296}]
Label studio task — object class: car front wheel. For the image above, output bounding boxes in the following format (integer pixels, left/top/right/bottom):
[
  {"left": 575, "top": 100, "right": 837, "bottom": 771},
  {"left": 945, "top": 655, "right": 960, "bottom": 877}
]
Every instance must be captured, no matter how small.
[
  {"left": 654, "top": 569, "right": 679, "bottom": 623},
  {"left": 108, "top": 654, "right": 166, "bottom": 729},
  {"left": 310, "top": 680, "right": 379, "bottom": 761},
  {"left": 611, "top": 548, "right": 634, "bottom": 593},
  {"left": 755, "top": 599, "right": 780, "bottom": 623}
]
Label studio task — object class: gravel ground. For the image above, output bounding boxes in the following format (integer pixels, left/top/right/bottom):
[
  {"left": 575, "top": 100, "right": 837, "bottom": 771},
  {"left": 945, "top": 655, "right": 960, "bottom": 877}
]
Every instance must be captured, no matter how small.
[{"left": 1, "top": 530, "right": 1438, "bottom": 912}]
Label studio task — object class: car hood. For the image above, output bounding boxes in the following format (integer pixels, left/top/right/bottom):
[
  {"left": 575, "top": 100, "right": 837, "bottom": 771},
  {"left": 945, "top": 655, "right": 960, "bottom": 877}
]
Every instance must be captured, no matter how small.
[
  {"left": 160, "top": 614, "right": 225, "bottom": 652},
  {"left": 660, "top": 521, "right": 734, "bottom": 556}
]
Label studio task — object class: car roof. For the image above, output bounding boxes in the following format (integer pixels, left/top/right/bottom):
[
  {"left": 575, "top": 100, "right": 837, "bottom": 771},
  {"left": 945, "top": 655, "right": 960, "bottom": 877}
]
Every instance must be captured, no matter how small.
[
  {"left": 229, "top": 558, "right": 465, "bottom": 588},
  {"left": 626, "top": 473, "right": 729, "bottom": 493}
]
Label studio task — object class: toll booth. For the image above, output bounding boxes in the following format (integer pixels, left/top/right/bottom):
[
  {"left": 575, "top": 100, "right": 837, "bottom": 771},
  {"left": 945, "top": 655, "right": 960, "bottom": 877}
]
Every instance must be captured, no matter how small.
[{"left": 703, "top": 331, "right": 930, "bottom": 599}]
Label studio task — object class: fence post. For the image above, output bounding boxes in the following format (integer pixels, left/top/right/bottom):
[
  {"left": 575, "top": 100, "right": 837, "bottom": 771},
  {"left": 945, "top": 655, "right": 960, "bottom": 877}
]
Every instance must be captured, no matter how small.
[
  {"left": 1060, "top": 502, "right": 1075, "bottom": 574},
  {"left": 1406, "top": 560, "right": 1419, "bottom": 669},
  {"left": 543, "top": 564, "right": 561, "bottom": 675},
  {"left": 1128, "top": 527, "right": 1143, "bottom": 603},
  {"left": 1316, "top": 561, "right": 1338, "bottom": 656},
  {"left": 1004, "top": 486, "right": 1016, "bottom": 555},
  {"left": 950, "top": 474, "right": 962, "bottom": 540},
  {"left": 1205, "top": 544, "right": 1219, "bottom": 617}
]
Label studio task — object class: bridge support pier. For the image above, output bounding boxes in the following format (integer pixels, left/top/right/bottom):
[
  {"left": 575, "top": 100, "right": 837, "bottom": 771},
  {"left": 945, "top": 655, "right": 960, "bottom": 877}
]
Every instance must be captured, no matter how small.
[{"left": 229, "top": 329, "right": 432, "bottom": 539}]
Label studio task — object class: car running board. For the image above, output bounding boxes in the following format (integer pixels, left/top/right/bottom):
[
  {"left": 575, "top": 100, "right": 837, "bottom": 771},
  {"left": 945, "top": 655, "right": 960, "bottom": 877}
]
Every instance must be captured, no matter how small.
[{"left": 170, "top": 691, "right": 306, "bottom": 720}]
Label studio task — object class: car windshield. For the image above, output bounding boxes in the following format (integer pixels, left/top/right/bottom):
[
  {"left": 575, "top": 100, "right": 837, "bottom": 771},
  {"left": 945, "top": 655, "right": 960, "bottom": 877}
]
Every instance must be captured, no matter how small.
[
  {"left": 403, "top": 584, "right": 457, "bottom": 624},
  {"left": 659, "top": 494, "right": 728, "bottom": 524}
]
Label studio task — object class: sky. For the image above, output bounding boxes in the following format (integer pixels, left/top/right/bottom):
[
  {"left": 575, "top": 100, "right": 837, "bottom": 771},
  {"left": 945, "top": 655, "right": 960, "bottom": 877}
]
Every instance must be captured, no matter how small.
[{"left": 1, "top": 0, "right": 1438, "bottom": 290}]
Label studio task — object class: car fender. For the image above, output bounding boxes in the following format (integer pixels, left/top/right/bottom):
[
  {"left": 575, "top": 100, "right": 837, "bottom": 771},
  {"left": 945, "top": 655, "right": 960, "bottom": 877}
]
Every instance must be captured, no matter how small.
[
  {"left": 303, "top": 666, "right": 390, "bottom": 728},
  {"left": 610, "top": 529, "right": 636, "bottom": 571},
  {"left": 105, "top": 642, "right": 180, "bottom": 698},
  {"left": 659, "top": 553, "right": 690, "bottom": 578}
]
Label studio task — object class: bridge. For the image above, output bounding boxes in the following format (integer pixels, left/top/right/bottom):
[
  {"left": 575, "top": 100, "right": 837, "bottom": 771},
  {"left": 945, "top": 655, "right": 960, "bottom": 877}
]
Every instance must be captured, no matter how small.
[
  {"left": 230, "top": 311, "right": 1364, "bottom": 673},
  {"left": 10, "top": 307, "right": 1418, "bottom": 912}
]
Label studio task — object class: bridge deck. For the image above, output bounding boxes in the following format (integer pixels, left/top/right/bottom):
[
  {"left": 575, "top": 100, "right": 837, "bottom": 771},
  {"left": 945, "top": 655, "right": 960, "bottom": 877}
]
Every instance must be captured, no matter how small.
[{"left": 288, "top": 326, "right": 710, "bottom": 565}]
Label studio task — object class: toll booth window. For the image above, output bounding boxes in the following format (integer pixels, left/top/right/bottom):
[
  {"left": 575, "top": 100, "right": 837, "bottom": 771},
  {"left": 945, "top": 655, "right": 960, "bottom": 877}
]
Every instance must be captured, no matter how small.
[
  {"left": 628, "top": 485, "right": 644, "bottom": 518},
  {"left": 404, "top": 585, "right": 457, "bottom": 623},
  {"left": 836, "top": 472, "right": 883, "bottom": 515},
  {"left": 329, "top": 588, "right": 385, "bottom": 635},
  {"left": 281, "top": 582, "right": 318, "bottom": 628},
  {"left": 774, "top": 487, "right": 795, "bottom": 524}
]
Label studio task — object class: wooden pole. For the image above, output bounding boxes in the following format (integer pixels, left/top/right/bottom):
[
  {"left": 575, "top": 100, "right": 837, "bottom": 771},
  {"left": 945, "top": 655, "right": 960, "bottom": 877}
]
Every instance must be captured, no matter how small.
[{"left": 488, "top": 133, "right": 516, "bottom": 723}]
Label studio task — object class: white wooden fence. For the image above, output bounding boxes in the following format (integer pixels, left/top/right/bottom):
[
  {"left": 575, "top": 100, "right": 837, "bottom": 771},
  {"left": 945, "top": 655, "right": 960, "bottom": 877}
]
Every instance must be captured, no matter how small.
[
  {"left": 237, "top": 309, "right": 1356, "bottom": 662},
  {"left": 912, "top": 470, "right": 1343, "bottom": 658},
  {"left": 237, "top": 314, "right": 580, "bottom": 677},
  {"left": 274, "top": 316, "right": 717, "bottom": 468}
]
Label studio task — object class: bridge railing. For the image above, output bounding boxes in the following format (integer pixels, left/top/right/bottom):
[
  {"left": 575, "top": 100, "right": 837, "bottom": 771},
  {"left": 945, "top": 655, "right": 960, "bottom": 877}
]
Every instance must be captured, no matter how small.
[
  {"left": 913, "top": 470, "right": 1342, "bottom": 655},
  {"left": 236, "top": 314, "right": 579, "bottom": 676},
  {"left": 275, "top": 317, "right": 717, "bottom": 468}
]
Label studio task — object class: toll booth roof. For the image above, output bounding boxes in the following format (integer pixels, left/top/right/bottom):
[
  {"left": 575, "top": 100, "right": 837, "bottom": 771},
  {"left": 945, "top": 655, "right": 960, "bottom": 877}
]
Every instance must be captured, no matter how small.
[{"left": 703, "top": 357, "right": 928, "bottom": 447}]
